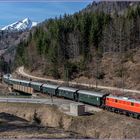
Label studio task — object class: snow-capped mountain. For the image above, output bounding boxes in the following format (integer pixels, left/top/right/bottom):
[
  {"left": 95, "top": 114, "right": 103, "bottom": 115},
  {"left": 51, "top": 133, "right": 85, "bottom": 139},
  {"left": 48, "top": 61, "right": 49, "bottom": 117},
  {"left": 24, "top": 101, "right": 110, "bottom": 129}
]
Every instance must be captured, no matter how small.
[{"left": 1, "top": 18, "right": 37, "bottom": 32}]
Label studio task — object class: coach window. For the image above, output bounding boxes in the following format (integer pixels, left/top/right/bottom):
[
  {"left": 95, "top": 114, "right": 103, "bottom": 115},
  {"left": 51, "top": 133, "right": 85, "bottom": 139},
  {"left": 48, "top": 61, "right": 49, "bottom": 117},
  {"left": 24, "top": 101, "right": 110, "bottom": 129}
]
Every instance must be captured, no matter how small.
[
  {"left": 115, "top": 99, "right": 118, "bottom": 103},
  {"left": 131, "top": 102, "right": 134, "bottom": 106}
]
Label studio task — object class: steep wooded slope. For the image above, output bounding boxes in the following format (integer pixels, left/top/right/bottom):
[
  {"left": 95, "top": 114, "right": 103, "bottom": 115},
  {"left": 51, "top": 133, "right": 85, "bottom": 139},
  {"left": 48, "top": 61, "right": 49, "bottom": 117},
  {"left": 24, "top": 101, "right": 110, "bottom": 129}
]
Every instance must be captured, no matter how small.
[{"left": 14, "top": 1, "right": 140, "bottom": 89}]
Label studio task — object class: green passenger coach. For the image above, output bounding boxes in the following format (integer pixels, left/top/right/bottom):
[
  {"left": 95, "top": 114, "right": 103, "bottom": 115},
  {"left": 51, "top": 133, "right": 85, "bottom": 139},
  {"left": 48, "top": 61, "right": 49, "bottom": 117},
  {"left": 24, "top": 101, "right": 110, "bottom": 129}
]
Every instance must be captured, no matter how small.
[
  {"left": 30, "top": 82, "right": 43, "bottom": 91},
  {"left": 42, "top": 84, "right": 59, "bottom": 95},
  {"left": 20, "top": 80, "right": 30, "bottom": 87},
  {"left": 10, "top": 79, "right": 21, "bottom": 85},
  {"left": 77, "top": 90, "right": 107, "bottom": 106},
  {"left": 57, "top": 87, "right": 78, "bottom": 100}
]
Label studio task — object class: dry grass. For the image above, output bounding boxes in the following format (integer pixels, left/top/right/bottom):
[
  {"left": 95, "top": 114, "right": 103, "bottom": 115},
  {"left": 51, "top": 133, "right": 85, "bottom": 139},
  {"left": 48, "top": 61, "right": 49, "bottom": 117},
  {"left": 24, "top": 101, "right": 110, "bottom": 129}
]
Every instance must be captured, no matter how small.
[
  {"left": 0, "top": 104, "right": 82, "bottom": 139},
  {"left": 0, "top": 102, "right": 139, "bottom": 139}
]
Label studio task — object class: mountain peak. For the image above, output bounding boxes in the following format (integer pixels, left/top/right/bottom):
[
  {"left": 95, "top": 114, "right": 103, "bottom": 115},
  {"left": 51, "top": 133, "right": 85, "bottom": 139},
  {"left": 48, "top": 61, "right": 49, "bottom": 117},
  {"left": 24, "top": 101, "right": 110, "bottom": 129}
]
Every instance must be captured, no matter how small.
[
  {"left": 22, "top": 17, "right": 30, "bottom": 23},
  {"left": 23, "top": 17, "right": 30, "bottom": 21},
  {"left": 1, "top": 18, "right": 38, "bottom": 32}
]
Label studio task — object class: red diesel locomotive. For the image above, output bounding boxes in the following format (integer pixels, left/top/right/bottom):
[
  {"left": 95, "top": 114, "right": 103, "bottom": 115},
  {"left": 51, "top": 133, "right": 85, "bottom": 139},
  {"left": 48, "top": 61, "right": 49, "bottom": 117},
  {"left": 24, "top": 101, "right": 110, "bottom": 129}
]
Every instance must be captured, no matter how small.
[{"left": 104, "top": 95, "right": 140, "bottom": 118}]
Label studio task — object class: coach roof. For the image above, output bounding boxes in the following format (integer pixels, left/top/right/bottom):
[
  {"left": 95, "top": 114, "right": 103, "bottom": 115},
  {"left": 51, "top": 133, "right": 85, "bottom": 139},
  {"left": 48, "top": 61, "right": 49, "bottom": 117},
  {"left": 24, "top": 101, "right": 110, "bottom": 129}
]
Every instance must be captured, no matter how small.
[
  {"left": 58, "top": 86, "right": 78, "bottom": 92},
  {"left": 78, "top": 90, "right": 106, "bottom": 97},
  {"left": 43, "top": 84, "right": 59, "bottom": 89}
]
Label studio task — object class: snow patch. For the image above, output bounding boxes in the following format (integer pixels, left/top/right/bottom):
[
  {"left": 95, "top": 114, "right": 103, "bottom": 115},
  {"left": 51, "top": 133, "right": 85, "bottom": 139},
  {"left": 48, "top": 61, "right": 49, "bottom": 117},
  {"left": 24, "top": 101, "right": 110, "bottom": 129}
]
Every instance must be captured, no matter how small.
[{"left": 1, "top": 18, "right": 38, "bottom": 31}]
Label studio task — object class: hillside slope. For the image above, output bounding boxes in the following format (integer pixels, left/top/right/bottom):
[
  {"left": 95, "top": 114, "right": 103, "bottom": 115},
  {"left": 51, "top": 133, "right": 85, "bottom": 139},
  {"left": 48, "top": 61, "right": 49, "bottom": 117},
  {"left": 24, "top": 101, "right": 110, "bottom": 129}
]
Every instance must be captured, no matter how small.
[
  {"left": 83, "top": 1, "right": 140, "bottom": 15},
  {"left": 14, "top": 1, "right": 140, "bottom": 90},
  {"left": 0, "top": 102, "right": 140, "bottom": 139}
]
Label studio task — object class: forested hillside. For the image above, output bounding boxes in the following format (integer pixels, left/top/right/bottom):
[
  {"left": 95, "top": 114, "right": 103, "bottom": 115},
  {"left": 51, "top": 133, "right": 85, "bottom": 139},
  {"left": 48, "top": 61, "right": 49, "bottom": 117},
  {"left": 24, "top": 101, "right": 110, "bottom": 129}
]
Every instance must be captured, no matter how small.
[
  {"left": 0, "top": 29, "right": 30, "bottom": 73},
  {"left": 15, "top": 1, "right": 140, "bottom": 90}
]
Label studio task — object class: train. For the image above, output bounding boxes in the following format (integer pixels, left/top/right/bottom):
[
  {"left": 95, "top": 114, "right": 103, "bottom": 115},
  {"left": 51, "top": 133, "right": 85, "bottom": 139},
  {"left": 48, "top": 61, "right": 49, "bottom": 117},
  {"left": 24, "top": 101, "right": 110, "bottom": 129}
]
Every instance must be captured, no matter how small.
[{"left": 3, "top": 74, "right": 140, "bottom": 119}]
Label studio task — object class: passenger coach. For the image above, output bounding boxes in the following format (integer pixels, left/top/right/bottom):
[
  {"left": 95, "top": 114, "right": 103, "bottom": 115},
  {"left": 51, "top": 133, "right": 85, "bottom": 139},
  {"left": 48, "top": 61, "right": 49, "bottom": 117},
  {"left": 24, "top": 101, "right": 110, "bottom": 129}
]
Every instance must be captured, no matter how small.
[
  {"left": 77, "top": 90, "right": 108, "bottom": 107},
  {"left": 42, "top": 84, "right": 59, "bottom": 95},
  {"left": 57, "top": 87, "right": 78, "bottom": 100}
]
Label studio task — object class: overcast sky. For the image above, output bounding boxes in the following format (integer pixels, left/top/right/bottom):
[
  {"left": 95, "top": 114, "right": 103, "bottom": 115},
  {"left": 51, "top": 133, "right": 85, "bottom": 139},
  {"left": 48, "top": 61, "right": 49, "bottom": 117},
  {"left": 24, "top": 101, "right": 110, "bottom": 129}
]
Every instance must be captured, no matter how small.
[{"left": 0, "top": 0, "right": 92, "bottom": 28}]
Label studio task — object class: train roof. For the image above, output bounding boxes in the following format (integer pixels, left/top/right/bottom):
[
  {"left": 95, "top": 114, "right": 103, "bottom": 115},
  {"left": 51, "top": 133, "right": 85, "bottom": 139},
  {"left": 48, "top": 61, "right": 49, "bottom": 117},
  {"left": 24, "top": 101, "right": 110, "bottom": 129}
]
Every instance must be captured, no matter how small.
[
  {"left": 107, "top": 95, "right": 140, "bottom": 104},
  {"left": 21, "top": 80, "right": 30, "bottom": 84},
  {"left": 43, "top": 84, "right": 59, "bottom": 89},
  {"left": 10, "top": 78, "right": 30, "bottom": 84},
  {"left": 30, "top": 82, "right": 43, "bottom": 86},
  {"left": 58, "top": 86, "right": 78, "bottom": 92},
  {"left": 10, "top": 78, "right": 21, "bottom": 83},
  {"left": 77, "top": 90, "right": 107, "bottom": 97}
]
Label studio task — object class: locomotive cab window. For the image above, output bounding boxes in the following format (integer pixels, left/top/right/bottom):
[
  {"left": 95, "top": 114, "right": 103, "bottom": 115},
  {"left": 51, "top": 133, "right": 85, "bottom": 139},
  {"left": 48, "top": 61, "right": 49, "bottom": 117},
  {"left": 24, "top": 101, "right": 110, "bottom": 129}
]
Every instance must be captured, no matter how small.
[{"left": 131, "top": 102, "right": 134, "bottom": 106}]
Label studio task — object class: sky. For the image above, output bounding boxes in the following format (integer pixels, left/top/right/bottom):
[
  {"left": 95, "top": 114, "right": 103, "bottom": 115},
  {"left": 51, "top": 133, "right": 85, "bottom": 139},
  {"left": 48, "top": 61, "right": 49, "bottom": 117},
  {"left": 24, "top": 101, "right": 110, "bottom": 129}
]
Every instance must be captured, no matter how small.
[{"left": 0, "top": 0, "right": 93, "bottom": 28}]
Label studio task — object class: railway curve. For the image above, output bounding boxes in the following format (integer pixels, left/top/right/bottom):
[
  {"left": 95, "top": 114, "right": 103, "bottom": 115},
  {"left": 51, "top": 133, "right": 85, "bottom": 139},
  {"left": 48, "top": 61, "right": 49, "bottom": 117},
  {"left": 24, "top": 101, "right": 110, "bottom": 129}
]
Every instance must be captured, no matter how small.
[{"left": 17, "top": 66, "right": 140, "bottom": 94}]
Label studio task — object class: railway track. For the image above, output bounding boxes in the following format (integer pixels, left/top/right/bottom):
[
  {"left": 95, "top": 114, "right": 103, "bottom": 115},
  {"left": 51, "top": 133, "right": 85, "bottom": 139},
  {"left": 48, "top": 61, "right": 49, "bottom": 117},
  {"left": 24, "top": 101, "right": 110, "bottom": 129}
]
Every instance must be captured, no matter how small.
[{"left": 17, "top": 66, "right": 140, "bottom": 94}]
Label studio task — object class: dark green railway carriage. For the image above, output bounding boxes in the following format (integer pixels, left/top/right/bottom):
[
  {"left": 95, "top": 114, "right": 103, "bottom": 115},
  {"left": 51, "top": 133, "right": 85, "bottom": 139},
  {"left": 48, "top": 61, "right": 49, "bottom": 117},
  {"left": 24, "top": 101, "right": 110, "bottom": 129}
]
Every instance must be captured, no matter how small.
[
  {"left": 10, "top": 79, "right": 31, "bottom": 87},
  {"left": 77, "top": 90, "right": 107, "bottom": 106},
  {"left": 42, "top": 84, "right": 59, "bottom": 95},
  {"left": 30, "top": 82, "right": 43, "bottom": 91},
  {"left": 57, "top": 87, "right": 78, "bottom": 100},
  {"left": 20, "top": 80, "right": 30, "bottom": 87},
  {"left": 10, "top": 78, "right": 21, "bottom": 85}
]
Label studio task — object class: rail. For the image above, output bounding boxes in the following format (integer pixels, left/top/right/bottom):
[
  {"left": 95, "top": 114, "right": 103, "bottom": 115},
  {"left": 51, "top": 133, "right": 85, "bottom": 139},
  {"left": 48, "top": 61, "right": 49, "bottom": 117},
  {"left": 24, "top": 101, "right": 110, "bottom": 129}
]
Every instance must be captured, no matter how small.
[{"left": 17, "top": 66, "right": 140, "bottom": 94}]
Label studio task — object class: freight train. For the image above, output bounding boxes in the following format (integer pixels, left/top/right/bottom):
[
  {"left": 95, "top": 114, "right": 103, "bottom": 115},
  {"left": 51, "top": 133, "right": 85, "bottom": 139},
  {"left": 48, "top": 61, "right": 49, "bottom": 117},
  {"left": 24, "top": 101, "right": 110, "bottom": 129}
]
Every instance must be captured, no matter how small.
[{"left": 3, "top": 74, "right": 140, "bottom": 119}]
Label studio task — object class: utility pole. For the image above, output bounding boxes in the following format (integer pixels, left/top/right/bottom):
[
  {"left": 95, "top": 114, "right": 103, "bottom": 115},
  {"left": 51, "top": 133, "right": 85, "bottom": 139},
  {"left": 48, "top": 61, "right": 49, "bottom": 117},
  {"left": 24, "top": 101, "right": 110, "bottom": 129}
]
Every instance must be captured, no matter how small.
[
  {"left": 95, "top": 53, "right": 99, "bottom": 90},
  {"left": 51, "top": 92, "right": 53, "bottom": 105},
  {"left": 119, "top": 18, "right": 125, "bottom": 95}
]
